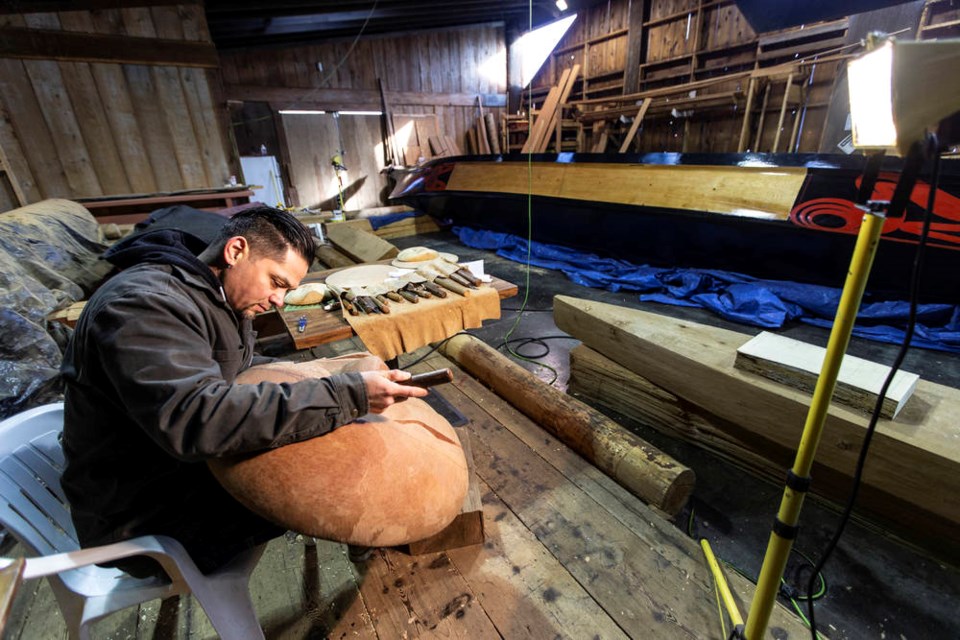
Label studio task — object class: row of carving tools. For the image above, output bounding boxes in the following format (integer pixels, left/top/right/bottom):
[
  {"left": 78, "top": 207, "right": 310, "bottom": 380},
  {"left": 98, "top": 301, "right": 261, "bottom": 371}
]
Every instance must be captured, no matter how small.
[{"left": 326, "top": 261, "right": 483, "bottom": 316}]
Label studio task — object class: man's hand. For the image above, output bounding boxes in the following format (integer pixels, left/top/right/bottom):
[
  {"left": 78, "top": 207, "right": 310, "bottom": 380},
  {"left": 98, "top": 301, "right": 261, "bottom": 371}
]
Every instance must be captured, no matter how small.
[{"left": 360, "top": 370, "right": 429, "bottom": 413}]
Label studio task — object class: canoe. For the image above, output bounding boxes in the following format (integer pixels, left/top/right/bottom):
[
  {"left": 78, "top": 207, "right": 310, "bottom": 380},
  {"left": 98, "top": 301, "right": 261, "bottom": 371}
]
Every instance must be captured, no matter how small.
[{"left": 390, "top": 152, "right": 960, "bottom": 302}]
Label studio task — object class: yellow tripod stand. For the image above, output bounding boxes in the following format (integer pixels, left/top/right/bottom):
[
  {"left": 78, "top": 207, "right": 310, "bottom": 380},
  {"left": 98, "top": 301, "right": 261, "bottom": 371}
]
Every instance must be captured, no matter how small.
[
  {"left": 702, "top": 207, "right": 885, "bottom": 639},
  {"left": 704, "top": 138, "right": 933, "bottom": 638}
]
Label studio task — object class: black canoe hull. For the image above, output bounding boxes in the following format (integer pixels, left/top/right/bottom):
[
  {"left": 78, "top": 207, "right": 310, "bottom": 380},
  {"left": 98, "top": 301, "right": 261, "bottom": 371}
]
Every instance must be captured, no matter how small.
[{"left": 391, "top": 153, "right": 960, "bottom": 302}]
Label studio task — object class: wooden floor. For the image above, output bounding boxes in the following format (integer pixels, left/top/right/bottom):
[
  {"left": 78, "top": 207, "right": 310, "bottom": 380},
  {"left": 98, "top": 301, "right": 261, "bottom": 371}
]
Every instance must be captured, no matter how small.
[{"left": 4, "top": 349, "right": 812, "bottom": 639}]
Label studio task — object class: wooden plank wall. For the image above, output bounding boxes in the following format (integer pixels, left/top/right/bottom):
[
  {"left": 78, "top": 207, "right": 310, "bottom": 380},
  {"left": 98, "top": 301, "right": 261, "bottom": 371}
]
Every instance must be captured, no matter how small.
[
  {"left": 220, "top": 25, "right": 506, "bottom": 210},
  {"left": 532, "top": 0, "right": 855, "bottom": 154},
  {"left": 0, "top": 4, "right": 232, "bottom": 210},
  {"left": 545, "top": 2, "right": 630, "bottom": 99}
]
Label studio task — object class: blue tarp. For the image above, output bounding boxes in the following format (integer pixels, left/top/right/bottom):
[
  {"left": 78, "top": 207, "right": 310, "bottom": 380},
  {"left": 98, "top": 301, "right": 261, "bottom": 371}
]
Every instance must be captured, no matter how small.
[
  {"left": 454, "top": 226, "right": 960, "bottom": 353},
  {"left": 368, "top": 211, "right": 419, "bottom": 230}
]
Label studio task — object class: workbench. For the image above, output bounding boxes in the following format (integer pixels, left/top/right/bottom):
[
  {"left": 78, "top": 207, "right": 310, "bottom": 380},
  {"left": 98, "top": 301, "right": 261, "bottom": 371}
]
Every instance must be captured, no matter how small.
[{"left": 257, "top": 264, "right": 519, "bottom": 351}]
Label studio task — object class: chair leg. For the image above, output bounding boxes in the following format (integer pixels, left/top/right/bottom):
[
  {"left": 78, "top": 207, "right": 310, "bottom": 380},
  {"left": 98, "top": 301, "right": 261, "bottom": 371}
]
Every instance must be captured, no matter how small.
[{"left": 190, "top": 577, "right": 265, "bottom": 640}]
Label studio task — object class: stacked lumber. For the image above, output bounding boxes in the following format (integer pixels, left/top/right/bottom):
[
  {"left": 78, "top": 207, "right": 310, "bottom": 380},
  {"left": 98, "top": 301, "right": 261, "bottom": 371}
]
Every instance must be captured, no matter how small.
[
  {"left": 468, "top": 98, "right": 500, "bottom": 155},
  {"left": 391, "top": 113, "right": 462, "bottom": 165},
  {"left": 556, "top": 295, "right": 960, "bottom": 561},
  {"left": 521, "top": 64, "right": 580, "bottom": 154},
  {"left": 428, "top": 135, "right": 463, "bottom": 158}
]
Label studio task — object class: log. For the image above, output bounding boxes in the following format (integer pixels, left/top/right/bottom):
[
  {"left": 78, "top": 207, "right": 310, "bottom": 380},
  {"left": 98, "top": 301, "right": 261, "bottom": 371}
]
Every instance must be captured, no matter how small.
[
  {"left": 554, "top": 295, "right": 960, "bottom": 561},
  {"left": 438, "top": 334, "right": 695, "bottom": 515}
]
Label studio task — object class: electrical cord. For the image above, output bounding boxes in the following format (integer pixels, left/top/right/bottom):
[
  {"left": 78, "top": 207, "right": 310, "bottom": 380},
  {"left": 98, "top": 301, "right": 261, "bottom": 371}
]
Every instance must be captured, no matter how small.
[
  {"left": 805, "top": 139, "right": 942, "bottom": 640},
  {"left": 685, "top": 501, "right": 827, "bottom": 638}
]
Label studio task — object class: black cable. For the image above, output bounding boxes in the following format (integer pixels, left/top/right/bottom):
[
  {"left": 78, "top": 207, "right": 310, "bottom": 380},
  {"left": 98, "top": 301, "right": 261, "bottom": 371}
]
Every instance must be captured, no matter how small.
[
  {"left": 398, "top": 331, "right": 473, "bottom": 369},
  {"left": 805, "top": 138, "right": 942, "bottom": 639},
  {"left": 495, "top": 335, "right": 579, "bottom": 360}
]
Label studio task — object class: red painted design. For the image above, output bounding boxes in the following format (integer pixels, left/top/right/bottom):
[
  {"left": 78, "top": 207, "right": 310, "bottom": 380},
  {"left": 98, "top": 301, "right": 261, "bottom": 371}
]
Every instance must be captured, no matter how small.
[
  {"left": 790, "top": 176, "right": 960, "bottom": 249},
  {"left": 422, "top": 163, "right": 455, "bottom": 192}
]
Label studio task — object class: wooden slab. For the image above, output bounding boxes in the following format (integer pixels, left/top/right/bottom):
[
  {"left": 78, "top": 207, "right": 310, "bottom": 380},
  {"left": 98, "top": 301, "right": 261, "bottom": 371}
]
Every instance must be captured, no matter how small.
[
  {"left": 407, "top": 426, "right": 484, "bottom": 555},
  {"left": 325, "top": 223, "right": 399, "bottom": 263},
  {"left": 554, "top": 295, "right": 960, "bottom": 561},
  {"left": 735, "top": 331, "right": 919, "bottom": 419}
]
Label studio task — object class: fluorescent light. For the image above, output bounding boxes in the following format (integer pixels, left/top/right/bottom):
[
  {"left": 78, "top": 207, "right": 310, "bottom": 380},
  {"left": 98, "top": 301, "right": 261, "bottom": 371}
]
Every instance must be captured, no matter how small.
[
  {"left": 848, "top": 42, "right": 897, "bottom": 149},
  {"left": 279, "top": 109, "right": 327, "bottom": 115},
  {"left": 555, "top": 0, "right": 568, "bottom": 11},
  {"left": 339, "top": 110, "right": 383, "bottom": 116}
]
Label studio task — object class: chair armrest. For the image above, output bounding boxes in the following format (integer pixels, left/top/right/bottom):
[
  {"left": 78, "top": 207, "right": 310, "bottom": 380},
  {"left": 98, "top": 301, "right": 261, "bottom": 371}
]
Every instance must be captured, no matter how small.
[{"left": 11, "top": 535, "right": 188, "bottom": 581}]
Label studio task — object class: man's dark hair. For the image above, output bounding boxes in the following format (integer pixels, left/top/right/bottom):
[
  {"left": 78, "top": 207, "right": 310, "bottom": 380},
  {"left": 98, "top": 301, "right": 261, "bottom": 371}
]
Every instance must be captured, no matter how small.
[{"left": 216, "top": 206, "right": 315, "bottom": 266}]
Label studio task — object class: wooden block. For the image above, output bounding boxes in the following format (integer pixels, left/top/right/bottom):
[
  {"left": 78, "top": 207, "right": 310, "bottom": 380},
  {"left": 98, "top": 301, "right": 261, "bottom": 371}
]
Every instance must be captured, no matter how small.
[
  {"left": 407, "top": 426, "right": 484, "bottom": 554},
  {"left": 314, "top": 243, "right": 356, "bottom": 269},
  {"left": 47, "top": 301, "right": 86, "bottom": 328},
  {"left": 554, "top": 295, "right": 960, "bottom": 561},
  {"left": 735, "top": 331, "right": 919, "bottom": 419},
  {"left": 324, "top": 222, "right": 398, "bottom": 263}
]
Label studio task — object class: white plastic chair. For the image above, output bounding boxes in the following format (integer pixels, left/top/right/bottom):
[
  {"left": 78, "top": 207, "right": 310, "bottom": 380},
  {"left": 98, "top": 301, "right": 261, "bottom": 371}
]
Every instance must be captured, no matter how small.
[{"left": 0, "top": 403, "right": 267, "bottom": 640}]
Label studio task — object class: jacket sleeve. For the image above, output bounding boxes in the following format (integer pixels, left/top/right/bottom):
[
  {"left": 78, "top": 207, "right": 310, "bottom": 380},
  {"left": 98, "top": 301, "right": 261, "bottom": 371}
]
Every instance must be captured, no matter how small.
[{"left": 86, "top": 282, "right": 369, "bottom": 461}]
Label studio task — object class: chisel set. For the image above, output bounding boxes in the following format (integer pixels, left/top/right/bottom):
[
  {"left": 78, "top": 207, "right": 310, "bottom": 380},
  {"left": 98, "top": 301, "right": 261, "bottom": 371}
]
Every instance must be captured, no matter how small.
[{"left": 326, "top": 261, "right": 484, "bottom": 316}]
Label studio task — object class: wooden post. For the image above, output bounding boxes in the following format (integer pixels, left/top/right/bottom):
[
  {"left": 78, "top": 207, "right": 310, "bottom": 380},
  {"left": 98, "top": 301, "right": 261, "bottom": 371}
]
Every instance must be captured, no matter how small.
[
  {"left": 788, "top": 83, "right": 806, "bottom": 153},
  {"left": 752, "top": 82, "right": 772, "bottom": 151},
  {"left": 484, "top": 112, "right": 500, "bottom": 154},
  {"left": 737, "top": 77, "right": 756, "bottom": 152},
  {"left": 771, "top": 73, "right": 794, "bottom": 152},
  {"left": 439, "top": 335, "right": 695, "bottom": 515}
]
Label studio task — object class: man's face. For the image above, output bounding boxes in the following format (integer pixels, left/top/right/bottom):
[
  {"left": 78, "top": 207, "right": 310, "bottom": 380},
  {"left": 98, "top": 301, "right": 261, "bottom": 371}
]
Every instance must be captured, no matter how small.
[{"left": 223, "top": 246, "right": 309, "bottom": 318}]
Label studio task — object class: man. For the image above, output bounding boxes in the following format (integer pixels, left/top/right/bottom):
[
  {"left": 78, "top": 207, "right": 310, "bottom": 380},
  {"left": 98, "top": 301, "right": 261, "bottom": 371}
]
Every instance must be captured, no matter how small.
[{"left": 60, "top": 206, "right": 426, "bottom": 577}]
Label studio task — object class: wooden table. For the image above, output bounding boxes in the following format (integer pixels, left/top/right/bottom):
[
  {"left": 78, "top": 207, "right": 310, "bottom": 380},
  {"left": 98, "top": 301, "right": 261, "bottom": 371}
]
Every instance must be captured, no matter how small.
[{"left": 261, "top": 266, "right": 518, "bottom": 351}]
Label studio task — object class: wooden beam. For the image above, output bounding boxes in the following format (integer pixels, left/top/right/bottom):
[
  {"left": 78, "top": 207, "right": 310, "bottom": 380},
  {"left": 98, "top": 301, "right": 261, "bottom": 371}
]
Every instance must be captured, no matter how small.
[
  {"left": 553, "top": 295, "right": 960, "bottom": 561},
  {"left": 771, "top": 73, "right": 794, "bottom": 152},
  {"left": 0, "top": 27, "right": 219, "bottom": 68},
  {"left": 406, "top": 425, "right": 483, "bottom": 554},
  {"left": 0, "top": 0, "right": 202, "bottom": 13},
  {"left": 622, "top": 0, "right": 647, "bottom": 95},
  {"left": 618, "top": 98, "right": 652, "bottom": 153},
  {"left": 737, "top": 77, "right": 756, "bottom": 152},
  {"left": 226, "top": 84, "right": 506, "bottom": 109}
]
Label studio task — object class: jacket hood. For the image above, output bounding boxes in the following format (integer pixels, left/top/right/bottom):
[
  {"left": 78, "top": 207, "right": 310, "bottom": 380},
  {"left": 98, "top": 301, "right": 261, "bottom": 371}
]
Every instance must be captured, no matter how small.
[{"left": 103, "top": 229, "right": 222, "bottom": 293}]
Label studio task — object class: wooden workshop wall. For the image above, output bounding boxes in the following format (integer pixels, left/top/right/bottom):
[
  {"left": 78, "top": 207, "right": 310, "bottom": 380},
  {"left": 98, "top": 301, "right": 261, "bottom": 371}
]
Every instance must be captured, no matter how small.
[
  {"left": 531, "top": 0, "right": 856, "bottom": 154},
  {"left": 0, "top": 4, "right": 233, "bottom": 210},
  {"left": 546, "top": 1, "right": 631, "bottom": 99},
  {"left": 220, "top": 24, "right": 507, "bottom": 209}
]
